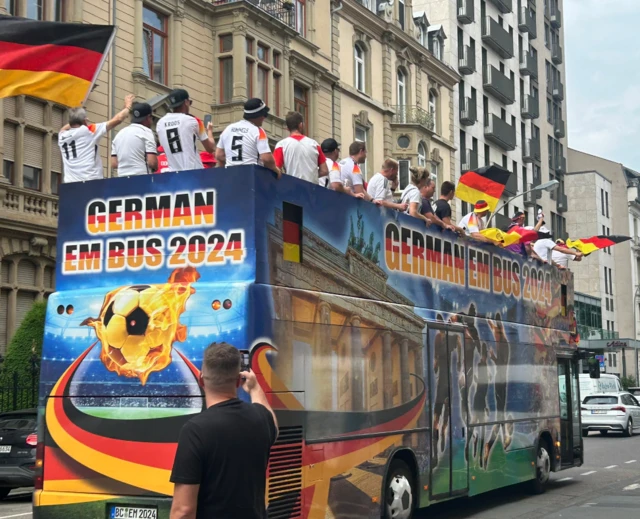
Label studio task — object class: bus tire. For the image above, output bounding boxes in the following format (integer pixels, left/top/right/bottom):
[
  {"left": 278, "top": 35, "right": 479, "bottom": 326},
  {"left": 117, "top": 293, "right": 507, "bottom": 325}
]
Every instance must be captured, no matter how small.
[
  {"left": 582, "top": 429, "right": 588, "bottom": 437},
  {"left": 383, "top": 459, "right": 415, "bottom": 519},
  {"left": 528, "top": 440, "right": 551, "bottom": 495}
]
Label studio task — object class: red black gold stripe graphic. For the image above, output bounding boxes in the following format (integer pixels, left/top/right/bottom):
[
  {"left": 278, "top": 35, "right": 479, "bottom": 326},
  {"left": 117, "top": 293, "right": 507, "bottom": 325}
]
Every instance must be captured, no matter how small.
[
  {"left": 0, "top": 15, "right": 115, "bottom": 106},
  {"left": 282, "top": 202, "right": 303, "bottom": 263},
  {"left": 457, "top": 166, "right": 511, "bottom": 212},
  {"left": 566, "top": 235, "right": 631, "bottom": 255}
]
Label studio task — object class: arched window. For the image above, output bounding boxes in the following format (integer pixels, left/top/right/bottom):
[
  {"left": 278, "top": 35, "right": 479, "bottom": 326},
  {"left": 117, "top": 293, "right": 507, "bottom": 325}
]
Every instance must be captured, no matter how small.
[
  {"left": 418, "top": 142, "right": 427, "bottom": 167},
  {"left": 432, "top": 37, "right": 442, "bottom": 60},
  {"left": 419, "top": 23, "right": 427, "bottom": 47},
  {"left": 354, "top": 43, "right": 365, "bottom": 93},
  {"left": 397, "top": 68, "right": 407, "bottom": 107}
]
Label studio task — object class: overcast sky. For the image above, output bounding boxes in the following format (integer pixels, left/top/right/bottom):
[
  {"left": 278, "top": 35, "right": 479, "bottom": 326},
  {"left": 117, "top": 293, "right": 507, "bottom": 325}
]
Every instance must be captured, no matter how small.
[{"left": 565, "top": 0, "right": 640, "bottom": 170}]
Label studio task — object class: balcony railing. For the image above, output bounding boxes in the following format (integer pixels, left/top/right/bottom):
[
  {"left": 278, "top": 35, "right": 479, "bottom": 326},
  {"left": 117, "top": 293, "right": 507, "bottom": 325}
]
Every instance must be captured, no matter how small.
[
  {"left": 482, "top": 16, "right": 514, "bottom": 59},
  {"left": 458, "top": 45, "right": 475, "bottom": 75},
  {"left": 483, "top": 64, "right": 515, "bottom": 105},
  {"left": 0, "top": 183, "right": 59, "bottom": 228},
  {"left": 552, "top": 42, "right": 563, "bottom": 65},
  {"left": 555, "top": 154, "right": 566, "bottom": 173},
  {"left": 484, "top": 113, "right": 516, "bottom": 151},
  {"left": 488, "top": 0, "right": 512, "bottom": 14},
  {"left": 578, "top": 325, "right": 619, "bottom": 341},
  {"left": 213, "top": 0, "right": 297, "bottom": 30},
  {"left": 520, "top": 50, "right": 538, "bottom": 79},
  {"left": 518, "top": 6, "right": 537, "bottom": 38},
  {"left": 523, "top": 137, "right": 541, "bottom": 163},
  {"left": 521, "top": 94, "right": 539, "bottom": 119},
  {"left": 557, "top": 193, "right": 568, "bottom": 213},
  {"left": 551, "top": 6, "right": 562, "bottom": 28},
  {"left": 503, "top": 170, "right": 518, "bottom": 196},
  {"left": 554, "top": 118, "right": 566, "bottom": 139},
  {"left": 462, "top": 148, "right": 479, "bottom": 172},
  {"left": 457, "top": 0, "right": 474, "bottom": 24},
  {"left": 460, "top": 97, "right": 477, "bottom": 126},
  {"left": 553, "top": 80, "right": 564, "bottom": 101},
  {"left": 391, "top": 105, "right": 435, "bottom": 131}
]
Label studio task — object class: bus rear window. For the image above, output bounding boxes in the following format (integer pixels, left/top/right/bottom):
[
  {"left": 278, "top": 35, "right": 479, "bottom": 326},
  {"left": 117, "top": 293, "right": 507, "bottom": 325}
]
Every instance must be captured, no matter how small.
[{"left": 583, "top": 396, "right": 618, "bottom": 405}]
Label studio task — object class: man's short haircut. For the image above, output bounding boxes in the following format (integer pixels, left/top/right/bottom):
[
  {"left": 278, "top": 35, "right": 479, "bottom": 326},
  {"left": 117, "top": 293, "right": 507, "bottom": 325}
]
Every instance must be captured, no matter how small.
[
  {"left": 440, "top": 181, "right": 455, "bottom": 197},
  {"left": 381, "top": 158, "right": 398, "bottom": 171},
  {"left": 349, "top": 141, "right": 366, "bottom": 156},
  {"left": 285, "top": 111, "right": 304, "bottom": 131},
  {"left": 202, "top": 342, "right": 241, "bottom": 391},
  {"left": 68, "top": 107, "right": 87, "bottom": 126}
]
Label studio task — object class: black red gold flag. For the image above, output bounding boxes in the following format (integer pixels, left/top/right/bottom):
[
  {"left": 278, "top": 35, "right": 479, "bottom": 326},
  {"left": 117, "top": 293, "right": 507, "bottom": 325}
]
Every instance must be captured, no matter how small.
[
  {"left": 457, "top": 165, "right": 511, "bottom": 212},
  {"left": 566, "top": 235, "right": 631, "bottom": 255},
  {"left": 282, "top": 202, "right": 303, "bottom": 263},
  {"left": 0, "top": 15, "right": 116, "bottom": 106}
]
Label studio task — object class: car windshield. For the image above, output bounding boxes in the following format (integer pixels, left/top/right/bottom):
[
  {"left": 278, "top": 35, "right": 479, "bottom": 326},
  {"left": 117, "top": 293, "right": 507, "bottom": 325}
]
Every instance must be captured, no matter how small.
[
  {"left": 583, "top": 396, "right": 618, "bottom": 405},
  {"left": 0, "top": 415, "right": 36, "bottom": 431}
]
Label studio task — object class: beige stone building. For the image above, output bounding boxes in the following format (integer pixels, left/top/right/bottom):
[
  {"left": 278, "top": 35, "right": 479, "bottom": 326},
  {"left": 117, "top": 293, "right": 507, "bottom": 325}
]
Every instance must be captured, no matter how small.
[{"left": 0, "top": 0, "right": 459, "bottom": 353}]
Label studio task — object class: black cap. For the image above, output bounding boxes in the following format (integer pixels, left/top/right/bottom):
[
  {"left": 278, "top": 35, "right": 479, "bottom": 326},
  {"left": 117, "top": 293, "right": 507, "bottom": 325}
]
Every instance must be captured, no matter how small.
[
  {"left": 168, "top": 89, "right": 190, "bottom": 109},
  {"left": 511, "top": 210, "right": 525, "bottom": 221},
  {"left": 321, "top": 138, "right": 340, "bottom": 153},
  {"left": 131, "top": 102, "right": 152, "bottom": 123},
  {"left": 243, "top": 98, "right": 269, "bottom": 118}
]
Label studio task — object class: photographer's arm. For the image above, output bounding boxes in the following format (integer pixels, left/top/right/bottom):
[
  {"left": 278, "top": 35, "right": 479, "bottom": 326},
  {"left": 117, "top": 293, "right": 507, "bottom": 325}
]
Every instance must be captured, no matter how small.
[{"left": 241, "top": 370, "right": 279, "bottom": 436}]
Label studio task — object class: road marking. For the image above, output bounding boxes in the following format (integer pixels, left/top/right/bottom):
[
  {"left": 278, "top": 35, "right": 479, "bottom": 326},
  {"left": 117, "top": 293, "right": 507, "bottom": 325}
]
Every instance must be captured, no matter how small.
[
  {"left": 623, "top": 484, "right": 640, "bottom": 491},
  {"left": 557, "top": 477, "right": 573, "bottom": 481},
  {"left": 605, "top": 465, "right": 618, "bottom": 469},
  {"left": 0, "top": 514, "right": 32, "bottom": 519},
  {"left": 625, "top": 460, "right": 637, "bottom": 464},
  {"left": 580, "top": 471, "right": 597, "bottom": 475}
]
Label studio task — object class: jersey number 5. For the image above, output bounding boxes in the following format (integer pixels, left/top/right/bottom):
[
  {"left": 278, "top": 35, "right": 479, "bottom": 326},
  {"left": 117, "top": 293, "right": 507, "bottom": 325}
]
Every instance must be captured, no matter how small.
[
  {"left": 231, "top": 135, "right": 243, "bottom": 162},
  {"left": 62, "top": 141, "right": 77, "bottom": 160},
  {"left": 167, "top": 128, "right": 183, "bottom": 153}
]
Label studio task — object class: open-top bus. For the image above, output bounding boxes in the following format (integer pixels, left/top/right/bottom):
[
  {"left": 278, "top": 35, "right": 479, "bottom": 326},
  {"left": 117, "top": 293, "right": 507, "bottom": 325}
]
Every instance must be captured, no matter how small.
[{"left": 34, "top": 167, "right": 583, "bottom": 519}]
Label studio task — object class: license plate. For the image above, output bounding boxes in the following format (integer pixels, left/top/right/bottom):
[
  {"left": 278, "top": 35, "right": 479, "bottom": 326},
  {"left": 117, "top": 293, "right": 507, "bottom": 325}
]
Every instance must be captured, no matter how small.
[
  {"left": 591, "top": 410, "right": 606, "bottom": 414},
  {"left": 109, "top": 506, "right": 157, "bottom": 519},
  {"left": 0, "top": 446, "right": 10, "bottom": 454}
]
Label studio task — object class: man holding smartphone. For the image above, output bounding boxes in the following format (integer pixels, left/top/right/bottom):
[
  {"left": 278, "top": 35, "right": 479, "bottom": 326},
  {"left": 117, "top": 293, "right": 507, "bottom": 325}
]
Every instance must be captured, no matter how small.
[{"left": 170, "top": 342, "right": 278, "bottom": 519}]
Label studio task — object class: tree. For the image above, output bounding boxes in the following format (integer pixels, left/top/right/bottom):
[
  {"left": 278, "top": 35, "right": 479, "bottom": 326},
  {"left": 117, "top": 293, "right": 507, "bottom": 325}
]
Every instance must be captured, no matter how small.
[{"left": 620, "top": 375, "right": 637, "bottom": 391}]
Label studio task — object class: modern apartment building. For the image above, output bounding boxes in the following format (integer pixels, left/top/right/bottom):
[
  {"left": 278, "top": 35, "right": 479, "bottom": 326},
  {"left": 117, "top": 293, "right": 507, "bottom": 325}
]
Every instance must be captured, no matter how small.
[
  {"left": 0, "top": 0, "right": 460, "bottom": 352},
  {"left": 414, "top": 0, "right": 567, "bottom": 231}
]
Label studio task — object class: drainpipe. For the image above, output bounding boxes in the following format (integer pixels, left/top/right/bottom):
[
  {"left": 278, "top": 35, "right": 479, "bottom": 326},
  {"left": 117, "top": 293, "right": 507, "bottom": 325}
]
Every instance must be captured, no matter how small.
[
  {"left": 330, "top": 1, "right": 343, "bottom": 138},
  {"left": 109, "top": 0, "right": 117, "bottom": 177}
]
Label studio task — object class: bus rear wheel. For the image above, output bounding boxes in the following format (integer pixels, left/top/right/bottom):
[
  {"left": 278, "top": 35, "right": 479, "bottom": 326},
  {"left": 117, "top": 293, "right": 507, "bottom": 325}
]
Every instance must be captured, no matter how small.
[
  {"left": 384, "top": 460, "right": 414, "bottom": 519},
  {"left": 528, "top": 441, "right": 551, "bottom": 495}
]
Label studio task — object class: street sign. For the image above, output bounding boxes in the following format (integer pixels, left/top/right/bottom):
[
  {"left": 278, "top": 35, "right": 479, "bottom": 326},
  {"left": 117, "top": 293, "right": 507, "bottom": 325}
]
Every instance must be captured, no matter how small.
[{"left": 596, "top": 355, "right": 605, "bottom": 372}]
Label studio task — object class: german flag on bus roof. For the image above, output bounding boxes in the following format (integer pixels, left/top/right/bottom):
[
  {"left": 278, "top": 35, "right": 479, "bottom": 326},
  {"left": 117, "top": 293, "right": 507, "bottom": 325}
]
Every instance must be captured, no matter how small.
[
  {"left": 566, "top": 235, "right": 631, "bottom": 255},
  {"left": 0, "top": 15, "right": 116, "bottom": 107},
  {"left": 282, "top": 202, "right": 303, "bottom": 263},
  {"left": 457, "top": 165, "right": 511, "bottom": 212}
]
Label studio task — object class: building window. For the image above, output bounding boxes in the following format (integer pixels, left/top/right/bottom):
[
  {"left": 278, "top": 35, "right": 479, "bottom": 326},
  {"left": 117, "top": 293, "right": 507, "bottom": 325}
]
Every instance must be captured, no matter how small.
[
  {"left": 143, "top": 6, "right": 168, "bottom": 84},
  {"left": 220, "top": 34, "right": 233, "bottom": 52},
  {"left": 397, "top": 68, "right": 407, "bottom": 107},
  {"left": 2, "top": 160, "right": 13, "bottom": 184},
  {"left": 294, "top": 84, "right": 309, "bottom": 127},
  {"left": 219, "top": 58, "right": 233, "bottom": 103},
  {"left": 398, "top": 160, "right": 410, "bottom": 190},
  {"left": 430, "top": 162, "right": 439, "bottom": 183},
  {"left": 600, "top": 188, "right": 605, "bottom": 216},
  {"left": 419, "top": 23, "right": 427, "bottom": 47},
  {"left": 257, "top": 43, "right": 269, "bottom": 62},
  {"left": 257, "top": 66, "right": 269, "bottom": 104},
  {"left": 355, "top": 124, "right": 368, "bottom": 177},
  {"left": 354, "top": 43, "right": 366, "bottom": 93},
  {"left": 246, "top": 60, "right": 254, "bottom": 98},
  {"left": 54, "top": 0, "right": 64, "bottom": 21},
  {"left": 23, "top": 166, "right": 42, "bottom": 191},
  {"left": 429, "top": 90, "right": 437, "bottom": 130},
  {"left": 295, "top": 0, "right": 306, "bottom": 36},
  {"left": 5, "top": 0, "right": 15, "bottom": 15},
  {"left": 431, "top": 37, "right": 442, "bottom": 60},
  {"left": 418, "top": 142, "right": 427, "bottom": 167},
  {"left": 605, "top": 191, "right": 609, "bottom": 217},
  {"left": 398, "top": 0, "right": 405, "bottom": 30},
  {"left": 26, "top": 0, "right": 42, "bottom": 20},
  {"left": 51, "top": 171, "right": 61, "bottom": 195}
]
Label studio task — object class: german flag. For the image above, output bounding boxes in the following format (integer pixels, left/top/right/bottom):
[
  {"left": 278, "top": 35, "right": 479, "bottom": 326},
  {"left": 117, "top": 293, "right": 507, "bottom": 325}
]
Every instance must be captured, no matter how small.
[
  {"left": 282, "top": 202, "right": 303, "bottom": 263},
  {"left": 0, "top": 15, "right": 116, "bottom": 106},
  {"left": 480, "top": 228, "right": 521, "bottom": 247},
  {"left": 566, "top": 235, "right": 631, "bottom": 255},
  {"left": 506, "top": 226, "right": 539, "bottom": 245},
  {"left": 457, "top": 165, "right": 511, "bottom": 212}
]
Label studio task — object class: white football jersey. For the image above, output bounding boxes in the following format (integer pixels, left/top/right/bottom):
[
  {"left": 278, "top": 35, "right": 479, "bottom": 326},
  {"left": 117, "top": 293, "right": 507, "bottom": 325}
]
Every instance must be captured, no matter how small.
[
  {"left": 111, "top": 123, "right": 157, "bottom": 176},
  {"left": 58, "top": 123, "right": 108, "bottom": 183},
  {"left": 217, "top": 119, "right": 271, "bottom": 167},
  {"left": 156, "top": 113, "right": 208, "bottom": 172}
]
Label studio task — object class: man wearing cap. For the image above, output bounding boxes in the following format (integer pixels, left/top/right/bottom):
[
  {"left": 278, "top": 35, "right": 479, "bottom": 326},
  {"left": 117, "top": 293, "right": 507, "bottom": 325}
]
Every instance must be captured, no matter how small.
[
  {"left": 110, "top": 102, "right": 158, "bottom": 176},
  {"left": 156, "top": 89, "right": 216, "bottom": 172},
  {"left": 318, "top": 138, "right": 340, "bottom": 188},
  {"left": 216, "top": 98, "right": 280, "bottom": 177},
  {"left": 503, "top": 210, "right": 544, "bottom": 255},
  {"left": 459, "top": 201, "right": 500, "bottom": 244},
  {"left": 532, "top": 229, "right": 583, "bottom": 264},
  {"left": 273, "top": 112, "right": 328, "bottom": 183}
]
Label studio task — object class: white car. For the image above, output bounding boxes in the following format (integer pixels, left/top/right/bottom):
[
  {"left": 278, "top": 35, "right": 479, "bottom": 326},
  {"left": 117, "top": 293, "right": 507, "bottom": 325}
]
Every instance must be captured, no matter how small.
[{"left": 581, "top": 392, "right": 640, "bottom": 437}]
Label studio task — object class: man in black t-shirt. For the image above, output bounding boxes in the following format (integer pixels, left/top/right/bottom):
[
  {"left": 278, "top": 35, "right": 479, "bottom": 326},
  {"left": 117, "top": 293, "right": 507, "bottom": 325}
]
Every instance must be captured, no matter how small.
[
  {"left": 170, "top": 342, "right": 278, "bottom": 519},
  {"left": 419, "top": 177, "right": 456, "bottom": 231},
  {"left": 435, "top": 180, "right": 456, "bottom": 224}
]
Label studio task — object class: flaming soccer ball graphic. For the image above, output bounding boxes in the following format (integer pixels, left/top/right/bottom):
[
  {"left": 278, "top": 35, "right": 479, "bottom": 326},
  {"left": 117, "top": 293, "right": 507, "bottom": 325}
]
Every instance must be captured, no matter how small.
[{"left": 82, "top": 267, "right": 200, "bottom": 384}]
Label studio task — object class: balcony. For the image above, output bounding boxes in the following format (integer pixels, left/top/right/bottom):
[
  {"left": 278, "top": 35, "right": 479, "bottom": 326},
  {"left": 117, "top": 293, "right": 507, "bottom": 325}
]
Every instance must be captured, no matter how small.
[
  {"left": 457, "top": 0, "right": 474, "bottom": 24},
  {"left": 0, "top": 183, "right": 59, "bottom": 233},
  {"left": 483, "top": 65, "right": 515, "bottom": 105},
  {"left": 482, "top": 16, "right": 514, "bottom": 59},
  {"left": 550, "top": 6, "right": 562, "bottom": 28},
  {"left": 458, "top": 45, "right": 476, "bottom": 75},
  {"left": 391, "top": 105, "right": 435, "bottom": 131},
  {"left": 554, "top": 118, "right": 565, "bottom": 139},
  {"left": 555, "top": 154, "right": 567, "bottom": 174},
  {"left": 524, "top": 183, "right": 542, "bottom": 206},
  {"left": 214, "top": 0, "right": 296, "bottom": 31},
  {"left": 488, "top": 0, "right": 512, "bottom": 14},
  {"left": 462, "top": 148, "right": 479, "bottom": 172},
  {"left": 518, "top": 6, "right": 537, "bottom": 38},
  {"left": 552, "top": 42, "right": 563, "bottom": 65},
  {"left": 460, "top": 97, "right": 477, "bottom": 126},
  {"left": 520, "top": 49, "right": 538, "bottom": 79},
  {"left": 503, "top": 170, "right": 518, "bottom": 196},
  {"left": 557, "top": 193, "right": 568, "bottom": 213},
  {"left": 484, "top": 113, "right": 516, "bottom": 151},
  {"left": 553, "top": 80, "right": 564, "bottom": 101},
  {"left": 578, "top": 325, "right": 619, "bottom": 341},
  {"left": 523, "top": 137, "right": 541, "bottom": 163},
  {"left": 521, "top": 94, "right": 539, "bottom": 119}
]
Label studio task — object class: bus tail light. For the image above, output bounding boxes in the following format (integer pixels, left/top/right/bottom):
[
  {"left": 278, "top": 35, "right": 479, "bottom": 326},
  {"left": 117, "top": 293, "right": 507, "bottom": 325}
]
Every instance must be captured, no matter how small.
[
  {"left": 611, "top": 406, "right": 626, "bottom": 413},
  {"left": 34, "top": 439, "right": 45, "bottom": 490}
]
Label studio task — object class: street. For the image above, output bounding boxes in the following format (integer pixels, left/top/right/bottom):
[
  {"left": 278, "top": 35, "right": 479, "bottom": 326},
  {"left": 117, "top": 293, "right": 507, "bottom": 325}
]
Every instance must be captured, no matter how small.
[{"left": 2, "top": 433, "right": 640, "bottom": 518}]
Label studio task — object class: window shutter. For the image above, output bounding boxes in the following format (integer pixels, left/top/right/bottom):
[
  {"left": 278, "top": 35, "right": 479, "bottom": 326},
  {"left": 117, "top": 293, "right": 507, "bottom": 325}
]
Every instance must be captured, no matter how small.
[
  {"left": 52, "top": 107, "right": 64, "bottom": 130},
  {"left": 3, "top": 98, "right": 16, "bottom": 118},
  {"left": 24, "top": 98, "right": 45, "bottom": 125},
  {"left": 3, "top": 123, "right": 16, "bottom": 161},
  {"left": 44, "top": 266, "right": 55, "bottom": 289},
  {"left": 51, "top": 138, "right": 62, "bottom": 173},
  {"left": 16, "top": 291, "right": 36, "bottom": 328},
  {"left": 17, "top": 259, "right": 37, "bottom": 286},
  {"left": 23, "top": 129, "right": 43, "bottom": 168}
]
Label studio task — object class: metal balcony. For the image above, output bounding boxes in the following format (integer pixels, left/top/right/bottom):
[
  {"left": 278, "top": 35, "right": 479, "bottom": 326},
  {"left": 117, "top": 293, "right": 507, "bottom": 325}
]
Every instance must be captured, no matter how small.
[
  {"left": 523, "top": 137, "right": 541, "bottom": 163},
  {"left": 483, "top": 65, "right": 515, "bottom": 105},
  {"left": 215, "top": 0, "right": 296, "bottom": 30},
  {"left": 457, "top": 0, "right": 474, "bottom": 24},
  {"left": 503, "top": 170, "right": 518, "bottom": 196},
  {"left": 556, "top": 155, "right": 567, "bottom": 174},
  {"left": 460, "top": 97, "right": 477, "bottom": 126},
  {"left": 391, "top": 105, "right": 435, "bottom": 131},
  {"left": 520, "top": 50, "right": 538, "bottom": 79},
  {"left": 551, "top": 6, "right": 562, "bottom": 28},
  {"left": 552, "top": 42, "right": 563, "bottom": 65},
  {"left": 554, "top": 117, "right": 566, "bottom": 140},
  {"left": 524, "top": 183, "right": 538, "bottom": 206},
  {"left": 462, "top": 148, "right": 479, "bottom": 172},
  {"left": 488, "top": 0, "right": 512, "bottom": 14},
  {"left": 557, "top": 193, "right": 568, "bottom": 213},
  {"left": 518, "top": 6, "right": 537, "bottom": 39},
  {"left": 458, "top": 45, "right": 475, "bottom": 75},
  {"left": 482, "top": 16, "right": 514, "bottom": 59},
  {"left": 521, "top": 94, "right": 539, "bottom": 119},
  {"left": 484, "top": 113, "right": 516, "bottom": 151},
  {"left": 553, "top": 80, "right": 564, "bottom": 101}
]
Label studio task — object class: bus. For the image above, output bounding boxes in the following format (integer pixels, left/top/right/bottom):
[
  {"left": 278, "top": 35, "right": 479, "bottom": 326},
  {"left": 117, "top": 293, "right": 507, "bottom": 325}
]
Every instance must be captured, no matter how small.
[{"left": 33, "top": 167, "right": 583, "bottom": 519}]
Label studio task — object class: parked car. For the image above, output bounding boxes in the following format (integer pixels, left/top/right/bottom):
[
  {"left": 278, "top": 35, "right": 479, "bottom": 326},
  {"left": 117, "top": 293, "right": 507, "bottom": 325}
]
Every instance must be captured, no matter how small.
[
  {"left": 579, "top": 373, "right": 622, "bottom": 398},
  {"left": 581, "top": 392, "right": 640, "bottom": 437},
  {"left": 0, "top": 409, "right": 37, "bottom": 500},
  {"left": 628, "top": 387, "right": 640, "bottom": 397}
]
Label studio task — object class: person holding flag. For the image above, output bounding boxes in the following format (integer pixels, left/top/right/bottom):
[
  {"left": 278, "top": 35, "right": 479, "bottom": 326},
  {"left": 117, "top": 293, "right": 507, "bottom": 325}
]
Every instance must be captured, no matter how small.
[
  {"left": 532, "top": 228, "right": 583, "bottom": 264},
  {"left": 460, "top": 201, "right": 501, "bottom": 245}
]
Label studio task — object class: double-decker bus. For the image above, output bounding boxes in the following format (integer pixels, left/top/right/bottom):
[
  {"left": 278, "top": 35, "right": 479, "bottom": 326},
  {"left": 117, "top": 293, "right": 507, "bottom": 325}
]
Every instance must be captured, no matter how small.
[{"left": 34, "top": 167, "right": 583, "bottom": 519}]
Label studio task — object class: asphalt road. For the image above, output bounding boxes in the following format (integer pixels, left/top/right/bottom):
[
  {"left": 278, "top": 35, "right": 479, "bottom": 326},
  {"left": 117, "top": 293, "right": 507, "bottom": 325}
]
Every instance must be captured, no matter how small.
[{"left": 1, "top": 432, "right": 640, "bottom": 519}]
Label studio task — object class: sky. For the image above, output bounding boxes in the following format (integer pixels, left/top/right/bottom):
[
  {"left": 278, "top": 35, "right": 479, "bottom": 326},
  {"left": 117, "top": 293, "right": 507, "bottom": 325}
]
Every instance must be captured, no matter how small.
[{"left": 564, "top": 0, "right": 640, "bottom": 170}]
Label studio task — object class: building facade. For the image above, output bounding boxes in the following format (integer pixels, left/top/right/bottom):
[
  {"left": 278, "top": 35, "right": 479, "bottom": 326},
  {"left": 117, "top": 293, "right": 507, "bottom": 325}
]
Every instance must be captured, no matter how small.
[
  {"left": 413, "top": 0, "right": 567, "bottom": 231},
  {"left": 0, "top": 0, "right": 459, "bottom": 353}
]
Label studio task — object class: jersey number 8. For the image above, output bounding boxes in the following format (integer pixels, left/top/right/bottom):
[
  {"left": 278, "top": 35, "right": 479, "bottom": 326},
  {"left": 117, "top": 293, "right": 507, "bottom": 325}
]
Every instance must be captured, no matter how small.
[{"left": 166, "top": 128, "right": 183, "bottom": 153}]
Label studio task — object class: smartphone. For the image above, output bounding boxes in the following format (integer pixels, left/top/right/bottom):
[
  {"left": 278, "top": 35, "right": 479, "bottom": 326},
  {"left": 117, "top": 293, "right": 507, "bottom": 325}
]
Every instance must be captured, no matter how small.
[
  {"left": 204, "top": 114, "right": 212, "bottom": 127},
  {"left": 239, "top": 350, "right": 250, "bottom": 373}
]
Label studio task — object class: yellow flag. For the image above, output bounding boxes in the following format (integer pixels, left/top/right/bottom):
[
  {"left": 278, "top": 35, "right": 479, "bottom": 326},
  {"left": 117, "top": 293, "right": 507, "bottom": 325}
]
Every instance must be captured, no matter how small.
[{"left": 480, "top": 228, "right": 521, "bottom": 247}]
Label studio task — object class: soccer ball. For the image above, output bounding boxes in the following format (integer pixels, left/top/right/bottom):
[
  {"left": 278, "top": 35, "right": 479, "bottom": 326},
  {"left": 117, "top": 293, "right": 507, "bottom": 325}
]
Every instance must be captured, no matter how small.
[{"left": 386, "top": 473, "right": 412, "bottom": 518}]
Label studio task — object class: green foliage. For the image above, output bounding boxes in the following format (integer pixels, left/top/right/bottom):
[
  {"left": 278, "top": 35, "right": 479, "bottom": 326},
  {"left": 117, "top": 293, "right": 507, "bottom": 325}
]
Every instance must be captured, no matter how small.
[{"left": 620, "top": 375, "right": 637, "bottom": 391}]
